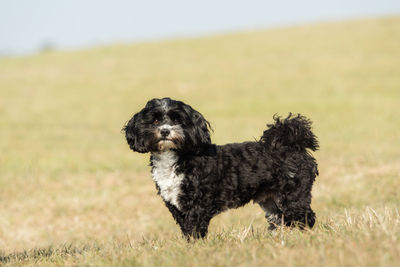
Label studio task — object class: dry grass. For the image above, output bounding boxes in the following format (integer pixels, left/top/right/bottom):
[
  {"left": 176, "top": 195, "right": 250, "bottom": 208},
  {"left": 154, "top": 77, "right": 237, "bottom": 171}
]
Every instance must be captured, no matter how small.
[{"left": 0, "top": 16, "right": 400, "bottom": 266}]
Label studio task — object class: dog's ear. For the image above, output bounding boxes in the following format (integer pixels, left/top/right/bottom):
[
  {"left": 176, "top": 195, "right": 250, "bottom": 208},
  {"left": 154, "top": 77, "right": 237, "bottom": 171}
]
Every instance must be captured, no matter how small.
[
  {"left": 182, "top": 104, "right": 212, "bottom": 150},
  {"left": 192, "top": 110, "right": 212, "bottom": 145},
  {"left": 123, "top": 112, "right": 149, "bottom": 153}
]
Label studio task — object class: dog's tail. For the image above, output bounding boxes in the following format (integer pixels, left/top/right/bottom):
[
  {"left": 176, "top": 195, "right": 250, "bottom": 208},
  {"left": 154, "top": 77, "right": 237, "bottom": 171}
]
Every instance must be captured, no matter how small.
[{"left": 260, "top": 113, "right": 319, "bottom": 152}]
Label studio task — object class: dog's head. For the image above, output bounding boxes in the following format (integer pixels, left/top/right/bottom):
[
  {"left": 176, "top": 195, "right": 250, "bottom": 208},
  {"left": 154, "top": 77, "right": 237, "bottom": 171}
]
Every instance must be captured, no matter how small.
[{"left": 123, "top": 98, "right": 211, "bottom": 153}]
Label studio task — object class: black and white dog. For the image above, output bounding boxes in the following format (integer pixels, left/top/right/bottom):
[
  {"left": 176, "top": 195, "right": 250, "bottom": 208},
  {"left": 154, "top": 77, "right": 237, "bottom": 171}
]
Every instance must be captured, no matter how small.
[{"left": 123, "top": 97, "right": 319, "bottom": 239}]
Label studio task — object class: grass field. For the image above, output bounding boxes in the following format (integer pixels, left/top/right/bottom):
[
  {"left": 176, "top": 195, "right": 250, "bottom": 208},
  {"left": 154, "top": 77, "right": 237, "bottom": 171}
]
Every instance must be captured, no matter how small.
[{"left": 1, "top": 16, "right": 400, "bottom": 266}]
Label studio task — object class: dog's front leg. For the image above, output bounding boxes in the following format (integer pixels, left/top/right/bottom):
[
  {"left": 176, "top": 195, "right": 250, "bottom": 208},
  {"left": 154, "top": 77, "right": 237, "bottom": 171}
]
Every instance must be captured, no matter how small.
[
  {"left": 164, "top": 202, "right": 211, "bottom": 239},
  {"left": 164, "top": 201, "right": 187, "bottom": 231},
  {"left": 181, "top": 209, "right": 211, "bottom": 239}
]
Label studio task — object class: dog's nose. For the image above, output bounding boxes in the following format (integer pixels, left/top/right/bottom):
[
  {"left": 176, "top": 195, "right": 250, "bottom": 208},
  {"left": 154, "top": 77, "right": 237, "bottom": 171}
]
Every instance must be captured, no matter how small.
[{"left": 160, "top": 128, "right": 170, "bottom": 137}]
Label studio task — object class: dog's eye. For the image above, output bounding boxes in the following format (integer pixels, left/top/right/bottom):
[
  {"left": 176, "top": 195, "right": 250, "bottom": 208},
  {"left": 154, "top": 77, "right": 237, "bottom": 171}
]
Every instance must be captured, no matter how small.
[
  {"left": 153, "top": 119, "right": 159, "bottom": 125},
  {"left": 170, "top": 113, "right": 181, "bottom": 124}
]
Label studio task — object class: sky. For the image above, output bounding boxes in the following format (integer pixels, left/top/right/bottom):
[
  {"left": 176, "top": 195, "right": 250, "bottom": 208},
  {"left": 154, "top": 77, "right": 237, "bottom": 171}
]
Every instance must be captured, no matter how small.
[{"left": 1, "top": 0, "right": 400, "bottom": 55}]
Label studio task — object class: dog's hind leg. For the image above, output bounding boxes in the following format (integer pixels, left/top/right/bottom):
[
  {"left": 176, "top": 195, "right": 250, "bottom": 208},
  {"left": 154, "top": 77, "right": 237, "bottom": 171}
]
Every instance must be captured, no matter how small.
[
  {"left": 279, "top": 170, "right": 317, "bottom": 229},
  {"left": 280, "top": 203, "right": 316, "bottom": 229},
  {"left": 274, "top": 189, "right": 316, "bottom": 229},
  {"left": 260, "top": 197, "right": 315, "bottom": 230},
  {"left": 258, "top": 198, "right": 283, "bottom": 230}
]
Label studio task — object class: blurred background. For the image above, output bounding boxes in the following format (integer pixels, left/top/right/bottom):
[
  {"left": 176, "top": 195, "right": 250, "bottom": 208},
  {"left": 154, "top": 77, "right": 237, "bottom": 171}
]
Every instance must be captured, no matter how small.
[
  {"left": 1, "top": 1, "right": 400, "bottom": 266},
  {"left": 1, "top": 0, "right": 400, "bottom": 56}
]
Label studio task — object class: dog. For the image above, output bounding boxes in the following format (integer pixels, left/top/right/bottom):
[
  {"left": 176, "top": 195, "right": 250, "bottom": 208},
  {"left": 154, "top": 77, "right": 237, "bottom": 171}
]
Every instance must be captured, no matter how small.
[{"left": 123, "top": 97, "right": 319, "bottom": 239}]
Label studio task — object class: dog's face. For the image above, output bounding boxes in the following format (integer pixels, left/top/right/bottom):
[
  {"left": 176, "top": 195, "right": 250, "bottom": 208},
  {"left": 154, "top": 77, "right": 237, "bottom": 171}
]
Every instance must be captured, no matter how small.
[{"left": 124, "top": 98, "right": 211, "bottom": 153}]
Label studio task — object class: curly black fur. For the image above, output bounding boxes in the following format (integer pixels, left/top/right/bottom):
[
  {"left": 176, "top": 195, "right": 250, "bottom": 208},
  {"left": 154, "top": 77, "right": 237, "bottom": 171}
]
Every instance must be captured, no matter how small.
[{"left": 123, "top": 98, "right": 319, "bottom": 239}]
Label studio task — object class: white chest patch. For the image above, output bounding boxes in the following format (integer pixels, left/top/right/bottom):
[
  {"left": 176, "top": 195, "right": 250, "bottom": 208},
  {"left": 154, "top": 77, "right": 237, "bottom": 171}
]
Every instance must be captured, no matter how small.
[{"left": 151, "top": 151, "right": 184, "bottom": 210}]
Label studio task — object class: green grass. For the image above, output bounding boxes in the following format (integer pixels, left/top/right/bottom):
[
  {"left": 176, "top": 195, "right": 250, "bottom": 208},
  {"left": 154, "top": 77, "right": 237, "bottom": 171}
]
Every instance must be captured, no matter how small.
[{"left": 1, "top": 16, "right": 400, "bottom": 266}]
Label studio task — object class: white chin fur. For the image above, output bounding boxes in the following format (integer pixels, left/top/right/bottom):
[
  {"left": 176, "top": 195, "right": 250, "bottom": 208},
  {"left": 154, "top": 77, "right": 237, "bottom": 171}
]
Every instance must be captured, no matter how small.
[{"left": 158, "top": 140, "right": 176, "bottom": 151}]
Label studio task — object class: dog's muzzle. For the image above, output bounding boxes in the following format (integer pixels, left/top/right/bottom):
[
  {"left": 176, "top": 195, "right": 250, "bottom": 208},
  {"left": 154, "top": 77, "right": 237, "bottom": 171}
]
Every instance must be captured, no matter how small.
[{"left": 155, "top": 125, "right": 184, "bottom": 151}]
